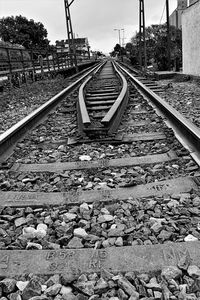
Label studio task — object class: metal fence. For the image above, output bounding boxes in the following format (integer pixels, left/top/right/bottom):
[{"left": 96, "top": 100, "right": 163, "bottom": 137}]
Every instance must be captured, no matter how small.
[{"left": 0, "top": 46, "right": 93, "bottom": 87}]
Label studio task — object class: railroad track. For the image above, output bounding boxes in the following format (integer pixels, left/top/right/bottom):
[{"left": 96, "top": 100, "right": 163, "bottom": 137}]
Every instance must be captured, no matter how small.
[
  {"left": 0, "top": 59, "right": 200, "bottom": 299},
  {"left": 77, "top": 60, "right": 128, "bottom": 138}
]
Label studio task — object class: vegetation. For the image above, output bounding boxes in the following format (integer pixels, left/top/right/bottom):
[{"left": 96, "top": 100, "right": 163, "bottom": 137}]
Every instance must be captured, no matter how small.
[
  {"left": 111, "top": 24, "right": 182, "bottom": 71},
  {"left": 110, "top": 44, "right": 126, "bottom": 57},
  {"left": 0, "top": 15, "right": 50, "bottom": 49}
]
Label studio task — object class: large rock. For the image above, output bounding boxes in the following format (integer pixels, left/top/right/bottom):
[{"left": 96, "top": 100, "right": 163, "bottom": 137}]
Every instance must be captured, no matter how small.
[
  {"left": 63, "top": 213, "right": 77, "bottom": 222},
  {"left": 7, "top": 291, "right": 22, "bottom": 300},
  {"left": 0, "top": 278, "right": 16, "bottom": 294},
  {"left": 21, "top": 278, "right": 42, "bottom": 300},
  {"left": 60, "top": 286, "right": 72, "bottom": 296},
  {"left": 67, "top": 237, "right": 84, "bottom": 249},
  {"left": 45, "top": 275, "right": 60, "bottom": 287},
  {"left": 157, "top": 230, "right": 172, "bottom": 241},
  {"left": 161, "top": 266, "right": 182, "bottom": 281},
  {"left": 94, "top": 278, "right": 108, "bottom": 294},
  {"left": 74, "top": 228, "right": 88, "bottom": 239},
  {"left": 62, "top": 293, "right": 77, "bottom": 300},
  {"left": 117, "top": 277, "right": 139, "bottom": 298},
  {"left": 16, "top": 281, "right": 29, "bottom": 291},
  {"left": 184, "top": 235, "right": 198, "bottom": 242},
  {"left": 187, "top": 265, "right": 200, "bottom": 278},
  {"left": 145, "top": 277, "right": 161, "bottom": 291},
  {"left": 14, "top": 217, "right": 27, "bottom": 227},
  {"left": 74, "top": 281, "right": 95, "bottom": 297},
  {"left": 98, "top": 215, "right": 114, "bottom": 223},
  {"left": 44, "top": 284, "right": 62, "bottom": 296}
]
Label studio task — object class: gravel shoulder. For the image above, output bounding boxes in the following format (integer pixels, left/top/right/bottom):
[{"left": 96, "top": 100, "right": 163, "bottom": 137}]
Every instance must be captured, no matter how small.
[
  {"left": 157, "top": 77, "right": 200, "bottom": 128},
  {"left": 0, "top": 76, "right": 71, "bottom": 134}
]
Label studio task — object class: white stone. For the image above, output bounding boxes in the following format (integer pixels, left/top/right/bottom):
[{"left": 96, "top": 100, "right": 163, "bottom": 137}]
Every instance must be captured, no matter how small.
[
  {"left": 187, "top": 265, "right": 200, "bottom": 277},
  {"left": 14, "top": 217, "right": 27, "bottom": 227},
  {"left": 197, "top": 222, "right": 200, "bottom": 231},
  {"left": 60, "top": 286, "right": 73, "bottom": 295},
  {"left": 22, "top": 227, "right": 37, "bottom": 238},
  {"left": 41, "top": 285, "right": 47, "bottom": 292},
  {"left": 80, "top": 203, "right": 90, "bottom": 211},
  {"left": 85, "top": 182, "right": 93, "bottom": 189},
  {"left": 111, "top": 224, "right": 117, "bottom": 229},
  {"left": 63, "top": 213, "right": 77, "bottom": 222},
  {"left": 58, "top": 145, "right": 65, "bottom": 151},
  {"left": 78, "top": 177, "right": 84, "bottom": 183},
  {"left": 26, "top": 242, "right": 42, "bottom": 250},
  {"left": 44, "top": 216, "right": 53, "bottom": 225},
  {"left": 74, "top": 228, "right": 88, "bottom": 238},
  {"left": 98, "top": 182, "right": 108, "bottom": 187},
  {"left": 184, "top": 234, "right": 198, "bottom": 242},
  {"left": 37, "top": 223, "right": 48, "bottom": 232},
  {"left": 115, "top": 237, "right": 123, "bottom": 246},
  {"left": 35, "top": 229, "right": 47, "bottom": 238},
  {"left": 101, "top": 208, "right": 110, "bottom": 215},
  {"left": 79, "top": 155, "right": 91, "bottom": 161},
  {"left": 98, "top": 215, "right": 114, "bottom": 223},
  {"left": 16, "top": 281, "right": 29, "bottom": 291}
]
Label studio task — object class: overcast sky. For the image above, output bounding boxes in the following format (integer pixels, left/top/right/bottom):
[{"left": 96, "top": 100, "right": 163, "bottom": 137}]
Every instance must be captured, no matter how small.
[{"left": 0, "top": 0, "right": 178, "bottom": 53}]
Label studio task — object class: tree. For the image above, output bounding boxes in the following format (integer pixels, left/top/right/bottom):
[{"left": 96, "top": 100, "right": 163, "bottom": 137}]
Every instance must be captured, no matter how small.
[
  {"left": 0, "top": 15, "right": 50, "bottom": 49},
  {"left": 129, "top": 24, "right": 182, "bottom": 71},
  {"left": 114, "top": 43, "right": 121, "bottom": 53}
]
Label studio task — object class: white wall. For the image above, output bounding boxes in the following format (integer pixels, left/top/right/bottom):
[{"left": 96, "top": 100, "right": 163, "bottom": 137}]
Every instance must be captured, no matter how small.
[{"left": 182, "top": 1, "right": 200, "bottom": 75}]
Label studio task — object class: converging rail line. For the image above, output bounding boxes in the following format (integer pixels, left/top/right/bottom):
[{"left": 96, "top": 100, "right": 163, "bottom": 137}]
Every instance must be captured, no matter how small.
[
  {"left": 77, "top": 60, "right": 128, "bottom": 137},
  {"left": 0, "top": 58, "right": 200, "bottom": 299}
]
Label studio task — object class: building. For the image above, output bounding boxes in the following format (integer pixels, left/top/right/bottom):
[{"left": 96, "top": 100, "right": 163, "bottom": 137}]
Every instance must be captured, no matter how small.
[
  {"left": 56, "top": 38, "right": 90, "bottom": 59},
  {"left": 169, "top": 0, "right": 188, "bottom": 29},
  {"left": 182, "top": 0, "right": 200, "bottom": 75}
]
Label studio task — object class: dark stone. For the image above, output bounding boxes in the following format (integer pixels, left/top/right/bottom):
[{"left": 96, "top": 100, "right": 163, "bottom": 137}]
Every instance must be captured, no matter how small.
[
  {"left": 189, "top": 278, "right": 200, "bottom": 293},
  {"left": 0, "top": 279, "right": 16, "bottom": 294},
  {"left": 8, "top": 292, "right": 21, "bottom": 300},
  {"left": 21, "top": 278, "right": 42, "bottom": 300},
  {"left": 178, "top": 251, "right": 191, "bottom": 270}
]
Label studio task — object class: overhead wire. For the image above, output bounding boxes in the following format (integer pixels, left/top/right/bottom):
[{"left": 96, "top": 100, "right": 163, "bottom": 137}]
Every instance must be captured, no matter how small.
[{"left": 68, "top": 0, "right": 75, "bottom": 7}]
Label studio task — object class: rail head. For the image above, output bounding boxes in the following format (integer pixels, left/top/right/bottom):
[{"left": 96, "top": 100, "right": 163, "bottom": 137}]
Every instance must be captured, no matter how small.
[{"left": 101, "top": 61, "right": 128, "bottom": 125}]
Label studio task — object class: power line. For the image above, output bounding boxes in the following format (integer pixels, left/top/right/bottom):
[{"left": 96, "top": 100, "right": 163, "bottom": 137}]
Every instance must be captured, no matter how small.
[
  {"left": 68, "top": 0, "right": 75, "bottom": 7},
  {"left": 160, "top": 0, "right": 166, "bottom": 24}
]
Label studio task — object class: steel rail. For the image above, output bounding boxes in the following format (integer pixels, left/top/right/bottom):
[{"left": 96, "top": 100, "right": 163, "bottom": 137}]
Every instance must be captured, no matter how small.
[
  {"left": 116, "top": 62, "right": 200, "bottom": 165},
  {"left": 78, "top": 62, "right": 106, "bottom": 127},
  {"left": 101, "top": 63, "right": 128, "bottom": 130},
  {"left": 0, "top": 62, "right": 102, "bottom": 162}
]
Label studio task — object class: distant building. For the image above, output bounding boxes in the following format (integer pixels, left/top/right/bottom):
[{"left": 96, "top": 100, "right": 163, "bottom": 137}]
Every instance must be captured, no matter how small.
[
  {"left": 55, "top": 38, "right": 90, "bottom": 59},
  {"left": 169, "top": 0, "right": 188, "bottom": 29},
  {"left": 182, "top": 0, "right": 200, "bottom": 75}
]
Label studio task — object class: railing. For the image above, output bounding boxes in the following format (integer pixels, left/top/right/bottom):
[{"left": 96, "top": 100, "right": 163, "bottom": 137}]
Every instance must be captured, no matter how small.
[{"left": 0, "top": 46, "right": 96, "bottom": 87}]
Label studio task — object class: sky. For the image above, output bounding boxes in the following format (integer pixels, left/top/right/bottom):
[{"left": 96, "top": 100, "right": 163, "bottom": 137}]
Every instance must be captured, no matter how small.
[{"left": 0, "top": 0, "right": 178, "bottom": 54}]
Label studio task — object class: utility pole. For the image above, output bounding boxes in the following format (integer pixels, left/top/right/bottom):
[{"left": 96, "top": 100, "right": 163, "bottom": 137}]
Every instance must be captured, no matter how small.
[
  {"left": 64, "top": 0, "right": 78, "bottom": 72},
  {"left": 114, "top": 29, "right": 124, "bottom": 60},
  {"left": 114, "top": 29, "right": 122, "bottom": 46},
  {"left": 166, "top": 0, "right": 171, "bottom": 70},
  {"left": 122, "top": 29, "right": 125, "bottom": 47},
  {"left": 139, "top": 0, "right": 147, "bottom": 71}
]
